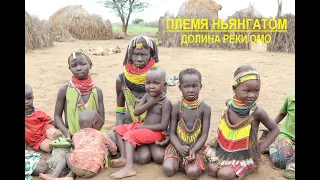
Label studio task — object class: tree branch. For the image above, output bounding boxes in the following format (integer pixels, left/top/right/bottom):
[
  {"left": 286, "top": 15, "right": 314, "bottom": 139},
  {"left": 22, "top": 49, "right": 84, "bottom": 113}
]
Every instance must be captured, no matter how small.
[{"left": 99, "top": 0, "right": 151, "bottom": 34}]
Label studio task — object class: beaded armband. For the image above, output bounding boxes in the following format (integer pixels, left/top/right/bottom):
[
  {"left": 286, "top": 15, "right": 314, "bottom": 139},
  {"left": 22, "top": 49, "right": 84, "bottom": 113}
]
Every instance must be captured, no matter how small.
[{"left": 115, "top": 106, "right": 126, "bottom": 113}]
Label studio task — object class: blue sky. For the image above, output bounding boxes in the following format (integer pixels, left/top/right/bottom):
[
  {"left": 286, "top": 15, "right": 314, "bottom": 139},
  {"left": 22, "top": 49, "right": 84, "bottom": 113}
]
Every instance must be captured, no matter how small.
[{"left": 25, "top": 0, "right": 295, "bottom": 23}]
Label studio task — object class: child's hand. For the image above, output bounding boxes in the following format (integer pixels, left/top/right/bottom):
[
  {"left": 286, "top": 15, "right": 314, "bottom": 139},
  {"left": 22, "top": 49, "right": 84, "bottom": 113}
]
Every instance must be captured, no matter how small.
[
  {"left": 178, "top": 145, "right": 190, "bottom": 156},
  {"left": 155, "top": 131, "right": 170, "bottom": 146},
  {"left": 64, "top": 131, "right": 73, "bottom": 141},
  {"left": 147, "top": 97, "right": 159, "bottom": 106},
  {"left": 186, "top": 150, "right": 196, "bottom": 162},
  {"left": 135, "top": 125, "right": 145, "bottom": 129},
  {"left": 259, "top": 129, "right": 269, "bottom": 141}
]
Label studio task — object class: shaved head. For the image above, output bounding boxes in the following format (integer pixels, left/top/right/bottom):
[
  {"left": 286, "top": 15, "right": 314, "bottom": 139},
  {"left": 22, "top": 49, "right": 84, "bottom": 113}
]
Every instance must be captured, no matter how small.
[
  {"left": 25, "top": 83, "right": 32, "bottom": 91},
  {"left": 79, "top": 109, "right": 101, "bottom": 130}
]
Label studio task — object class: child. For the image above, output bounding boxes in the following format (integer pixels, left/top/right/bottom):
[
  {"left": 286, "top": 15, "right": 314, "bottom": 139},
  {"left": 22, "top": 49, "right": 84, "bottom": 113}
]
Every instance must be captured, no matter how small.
[
  {"left": 205, "top": 65, "right": 280, "bottom": 180},
  {"left": 25, "top": 83, "right": 62, "bottom": 153},
  {"left": 110, "top": 67, "right": 172, "bottom": 179},
  {"left": 113, "top": 35, "right": 167, "bottom": 165},
  {"left": 162, "top": 68, "right": 211, "bottom": 180},
  {"left": 39, "top": 109, "right": 117, "bottom": 180},
  {"left": 25, "top": 150, "right": 48, "bottom": 180},
  {"left": 53, "top": 49, "right": 105, "bottom": 139},
  {"left": 260, "top": 93, "right": 295, "bottom": 179}
]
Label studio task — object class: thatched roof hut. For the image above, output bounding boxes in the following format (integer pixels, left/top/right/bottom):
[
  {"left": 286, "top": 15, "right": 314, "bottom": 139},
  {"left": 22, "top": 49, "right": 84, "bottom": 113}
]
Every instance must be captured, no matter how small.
[
  {"left": 49, "top": 5, "right": 113, "bottom": 40},
  {"left": 25, "top": 11, "right": 53, "bottom": 50},
  {"left": 177, "top": 0, "right": 222, "bottom": 19},
  {"left": 225, "top": 5, "right": 264, "bottom": 50},
  {"left": 228, "top": 4, "right": 263, "bottom": 19}
]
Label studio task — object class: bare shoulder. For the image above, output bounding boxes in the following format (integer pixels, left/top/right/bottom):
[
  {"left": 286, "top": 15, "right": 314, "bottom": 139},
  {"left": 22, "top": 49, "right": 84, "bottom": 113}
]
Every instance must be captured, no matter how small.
[
  {"left": 200, "top": 101, "right": 211, "bottom": 111},
  {"left": 58, "top": 83, "right": 69, "bottom": 94},
  {"left": 116, "top": 75, "right": 123, "bottom": 86},
  {"left": 253, "top": 104, "right": 268, "bottom": 121},
  {"left": 163, "top": 96, "right": 172, "bottom": 106},
  {"left": 171, "top": 101, "right": 180, "bottom": 112},
  {"left": 94, "top": 86, "right": 103, "bottom": 94}
]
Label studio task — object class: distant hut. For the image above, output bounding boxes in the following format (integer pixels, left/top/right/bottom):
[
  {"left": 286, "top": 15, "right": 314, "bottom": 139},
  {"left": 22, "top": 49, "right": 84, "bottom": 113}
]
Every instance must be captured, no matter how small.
[
  {"left": 25, "top": 11, "right": 53, "bottom": 50},
  {"left": 49, "top": 5, "right": 113, "bottom": 41},
  {"left": 177, "top": 0, "right": 221, "bottom": 20}
]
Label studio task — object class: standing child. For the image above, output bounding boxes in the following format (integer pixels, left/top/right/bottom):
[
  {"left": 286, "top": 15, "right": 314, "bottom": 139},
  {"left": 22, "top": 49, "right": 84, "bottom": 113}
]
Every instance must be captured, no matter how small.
[
  {"left": 25, "top": 83, "right": 62, "bottom": 153},
  {"left": 110, "top": 67, "right": 172, "bottom": 179},
  {"left": 39, "top": 109, "right": 117, "bottom": 180},
  {"left": 53, "top": 49, "right": 105, "bottom": 139},
  {"left": 162, "top": 68, "right": 211, "bottom": 180},
  {"left": 205, "top": 65, "right": 280, "bottom": 180}
]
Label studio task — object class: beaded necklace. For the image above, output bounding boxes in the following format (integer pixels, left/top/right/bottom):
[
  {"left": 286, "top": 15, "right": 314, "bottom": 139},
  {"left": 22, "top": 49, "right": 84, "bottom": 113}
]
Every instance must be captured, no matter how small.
[
  {"left": 70, "top": 75, "right": 93, "bottom": 93},
  {"left": 125, "top": 58, "right": 156, "bottom": 75},
  {"left": 25, "top": 107, "right": 35, "bottom": 116},
  {"left": 230, "top": 94, "right": 256, "bottom": 117},
  {"left": 182, "top": 98, "right": 202, "bottom": 110}
]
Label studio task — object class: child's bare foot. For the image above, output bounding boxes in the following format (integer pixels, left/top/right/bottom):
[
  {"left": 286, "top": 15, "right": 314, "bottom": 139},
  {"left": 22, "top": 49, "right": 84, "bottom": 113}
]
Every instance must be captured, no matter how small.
[
  {"left": 110, "top": 167, "right": 136, "bottom": 179},
  {"left": 39, "top": 173, "right": 55, "bottom": 180},
  {"left": 110, "top": 158, "right": 126, "bottom": 168},
  {"left": 54, "top": 177, "right": 74, "bottom": 180}
]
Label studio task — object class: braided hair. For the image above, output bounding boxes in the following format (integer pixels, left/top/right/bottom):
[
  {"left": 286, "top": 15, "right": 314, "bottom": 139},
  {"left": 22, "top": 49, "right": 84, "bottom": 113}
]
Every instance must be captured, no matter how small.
[{"left": 123, "top": 35, "right": 159, "bottom": 65}]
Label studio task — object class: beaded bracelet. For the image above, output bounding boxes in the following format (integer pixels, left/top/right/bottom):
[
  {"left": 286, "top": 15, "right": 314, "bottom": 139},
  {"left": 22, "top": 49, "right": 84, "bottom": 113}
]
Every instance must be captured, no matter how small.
[{"left": 115, "top": 106, "right": 126, "bottom": 113}]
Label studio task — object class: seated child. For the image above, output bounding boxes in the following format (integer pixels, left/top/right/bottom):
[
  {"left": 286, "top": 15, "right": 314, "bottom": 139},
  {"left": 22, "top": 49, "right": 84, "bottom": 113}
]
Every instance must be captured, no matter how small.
[
  {"left": 25, "top": 83, "right": 62, "bottom": 153},
  {"left": 39, "top": 109, "right": 117, "bottom": 180},
  {"left": 162, "top": 68, "right": 211, "bottom": 180},
  {"left": 110, "top": 67, "right": 172, "bottom": 179},
  {"left": 205, "top": 65, "right": 280, "bottom": 180},
  {"left": 260, "top": 93, "right": 295, "bottom": 179},
  {"left": 46, "top": 147, "right": 71, "bottom": 178},
  {"left": 54, "top": 49, "right": 105, "bottom": 139},
  {"left": 25, "top": 150, "right": 48, "bottom": 180}
]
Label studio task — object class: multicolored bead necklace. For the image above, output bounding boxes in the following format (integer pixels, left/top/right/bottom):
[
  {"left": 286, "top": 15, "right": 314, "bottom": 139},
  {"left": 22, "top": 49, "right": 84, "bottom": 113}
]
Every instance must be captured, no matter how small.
[
  {"left": 123, "top": 58, "right": 156, "bottom": 92},
  {"left": 182, "top": 98, "right": 202, "bottom": 110},
  {"left": 230, "top": 94, "right": 256, "bottom": 117},
  {"left": 25, "top": 107, "right": 35, "bottom": 116}
]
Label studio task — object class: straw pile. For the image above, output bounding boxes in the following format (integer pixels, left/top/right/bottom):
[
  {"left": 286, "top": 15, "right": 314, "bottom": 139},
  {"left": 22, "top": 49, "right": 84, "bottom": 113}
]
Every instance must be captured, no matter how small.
[
  {"left": 25, "top": 11, "right": 53, "bottom": 50},
  {"left": 267, "top": 14, "right": 295, "bottom": 53},
  {"left": 223, "top": 4, "right": 264, "bottom": 50},
  {"left": 49, "top": 5, "right": 113, "bottom": 41},
  {"left": 158, "top": 11, "right": 175, "bottom": 45}
]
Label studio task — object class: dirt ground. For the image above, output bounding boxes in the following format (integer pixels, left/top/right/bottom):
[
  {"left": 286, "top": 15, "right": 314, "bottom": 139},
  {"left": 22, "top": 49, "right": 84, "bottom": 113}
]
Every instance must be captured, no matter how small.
[{"left": 26, "top": 35, "right": 294, "bottom": 180}]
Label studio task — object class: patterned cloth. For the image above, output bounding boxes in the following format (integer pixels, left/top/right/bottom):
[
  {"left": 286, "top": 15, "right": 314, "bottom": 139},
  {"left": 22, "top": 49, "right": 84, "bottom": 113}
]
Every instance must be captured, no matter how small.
[
  {"left": 269, "top": 139, "right": 295, "bottom": 169},
  {"left": 25, "top": 152, "right": 41, "bottom": 180},
  {"left": 25, "top": 108, "right": 54, "bottom": 150},
  {"left": 114, "top": 122, "right": 163, "bottom": 148},
  {"left": 269, "top": 93, "right": 295, "bottom": 169},
  {"left": 68, "top": 128, "right": 117, "bottom": 173},
  {"left": 205, "top": 106, "right": 257, "bottom": 177},
  {"left": 164, "top": 100, "right": 207, "bottom": 171}
]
